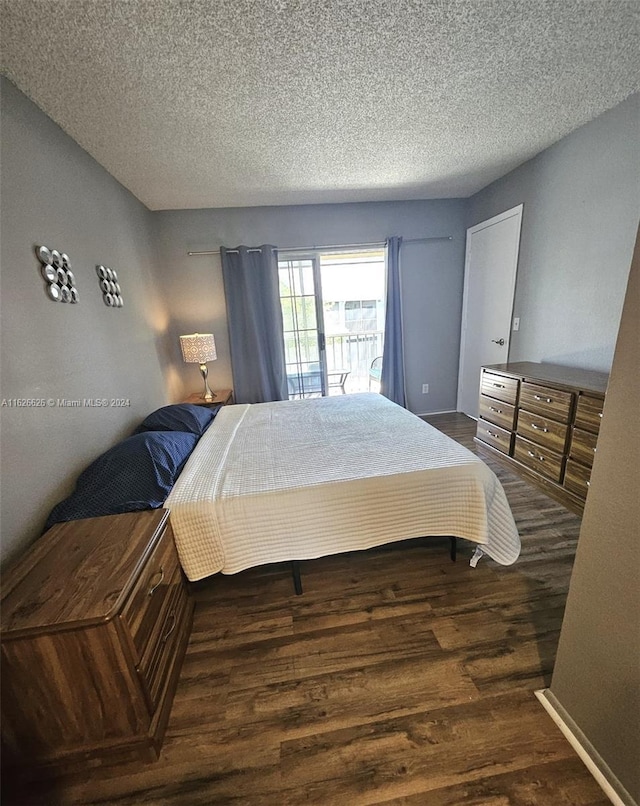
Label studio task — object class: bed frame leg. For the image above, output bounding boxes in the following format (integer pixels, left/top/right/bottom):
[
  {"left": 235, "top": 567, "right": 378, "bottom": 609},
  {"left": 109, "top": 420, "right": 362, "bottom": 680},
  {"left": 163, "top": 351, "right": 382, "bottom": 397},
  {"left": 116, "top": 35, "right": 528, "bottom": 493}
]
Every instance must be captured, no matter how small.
[
  {"left": 449, "top": 537, "right": 457, "bottom": 562},
  {"left": 291, "top": 560, "right": 303, "bottom": 595}
]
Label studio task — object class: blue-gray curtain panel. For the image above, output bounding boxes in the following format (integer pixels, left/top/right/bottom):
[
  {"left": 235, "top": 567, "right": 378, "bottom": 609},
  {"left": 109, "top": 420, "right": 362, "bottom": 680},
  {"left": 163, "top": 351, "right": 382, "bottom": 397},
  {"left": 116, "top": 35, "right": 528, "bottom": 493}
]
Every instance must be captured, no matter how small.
[
  {"left": 380, "top": 236, "right": 407, "bottom": 408},
  {"left": 220, "top": 245, "right": 289, "bottom": 404}
]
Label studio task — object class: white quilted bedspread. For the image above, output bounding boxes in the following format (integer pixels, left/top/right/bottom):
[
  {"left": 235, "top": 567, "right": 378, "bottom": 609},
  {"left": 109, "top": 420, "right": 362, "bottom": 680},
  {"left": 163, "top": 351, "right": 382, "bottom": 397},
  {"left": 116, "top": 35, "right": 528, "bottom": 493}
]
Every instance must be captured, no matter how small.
[{"left": 165, "top": 393, "right": 520, "bottom": 581}]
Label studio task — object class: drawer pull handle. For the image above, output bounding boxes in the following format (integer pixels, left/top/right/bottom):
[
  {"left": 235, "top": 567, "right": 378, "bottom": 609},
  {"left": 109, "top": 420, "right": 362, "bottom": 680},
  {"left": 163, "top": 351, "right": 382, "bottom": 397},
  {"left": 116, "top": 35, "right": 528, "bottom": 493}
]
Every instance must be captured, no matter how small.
[
  {"left": 492, "top": 383, "right": 505, "bottom": 389},
  {"left": 586, "top": 481, "right": 591, "bottom": 487},
  {"left": 486, "top": 430, "right": 500, "bottom": 439},
  {"left": 534, "top": 394, "right": 553, "bottom": 403},
  {"left": 598, "top": 412, "right": 603, "bottom": 418},
  {"left": 162, "top": 611, "right": 177, "bottom": 642},
  {"left": 489, "top": 406, "right": 503, "bottom": 413},
  {"left": 530, "top": 423, "right": 549, "bottom": 432},
  {"left": 527, "top": 450, "right": 544, "bottom": 461},
  {"left": 148, "top": 568, "right": 165, "bottom": 597}
]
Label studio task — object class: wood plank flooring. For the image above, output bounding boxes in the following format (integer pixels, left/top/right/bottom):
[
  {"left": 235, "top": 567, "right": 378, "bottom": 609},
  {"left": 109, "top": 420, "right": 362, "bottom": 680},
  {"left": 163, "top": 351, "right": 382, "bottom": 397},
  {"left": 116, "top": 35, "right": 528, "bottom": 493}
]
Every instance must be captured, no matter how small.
[{"left": 5, "top": 414, "right": 608, "bottom": 805}]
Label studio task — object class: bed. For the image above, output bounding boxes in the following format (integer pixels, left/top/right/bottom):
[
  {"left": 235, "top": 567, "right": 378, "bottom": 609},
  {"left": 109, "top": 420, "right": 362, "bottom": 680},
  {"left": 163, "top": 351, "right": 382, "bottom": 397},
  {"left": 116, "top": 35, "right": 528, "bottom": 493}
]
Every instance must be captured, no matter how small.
[{"left": 164, "top": 393, "right": 520, "bottom": 585}]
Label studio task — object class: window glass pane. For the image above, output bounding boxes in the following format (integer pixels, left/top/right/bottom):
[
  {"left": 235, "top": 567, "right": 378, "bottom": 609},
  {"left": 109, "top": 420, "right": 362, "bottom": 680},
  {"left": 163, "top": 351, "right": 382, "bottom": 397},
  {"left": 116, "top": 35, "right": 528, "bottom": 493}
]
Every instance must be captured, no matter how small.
[
  {"left": 362, "top": 300, "right": 376, "bottom": 331},
  {"left": 279, "top": 267, "right": 293, "bottom": 297},
  {"left": 296, "top": 331, "right": 319, "bottom": 364},
  {"left": 294, "top": 296, "right": 317, "bottom": 331},
  {"left": 283, "top": 335, "right": 299, "bottom": 365},
  {"left": 323, "top": 301, "right": 340, "bottom": 332},
  {"left": 281, "top": 297, "right": 294, "bottom": 332},
  {"left": 299, "top": 263, "right": 314, "bottom": 295},
  {"left": 288, "top": 260, "right": 310, "bottom": 296}
]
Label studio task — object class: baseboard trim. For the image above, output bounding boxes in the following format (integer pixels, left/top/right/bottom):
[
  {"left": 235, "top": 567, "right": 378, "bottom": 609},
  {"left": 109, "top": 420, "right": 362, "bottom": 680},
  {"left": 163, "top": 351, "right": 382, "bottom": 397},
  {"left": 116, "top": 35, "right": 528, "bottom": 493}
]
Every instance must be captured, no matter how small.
[
  {"left": 416, "top": 408, "right": 459, "bottom": 417},
  {"left": 535, "top": 689, "right": 636, "bottom": 806}
]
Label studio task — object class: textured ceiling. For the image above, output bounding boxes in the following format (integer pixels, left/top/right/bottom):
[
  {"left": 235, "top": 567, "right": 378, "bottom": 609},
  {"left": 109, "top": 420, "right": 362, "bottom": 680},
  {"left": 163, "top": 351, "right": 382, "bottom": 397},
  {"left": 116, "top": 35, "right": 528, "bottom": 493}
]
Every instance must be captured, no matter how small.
[{"left": 1, "top": 0, "right": 639, "bottom": 210}]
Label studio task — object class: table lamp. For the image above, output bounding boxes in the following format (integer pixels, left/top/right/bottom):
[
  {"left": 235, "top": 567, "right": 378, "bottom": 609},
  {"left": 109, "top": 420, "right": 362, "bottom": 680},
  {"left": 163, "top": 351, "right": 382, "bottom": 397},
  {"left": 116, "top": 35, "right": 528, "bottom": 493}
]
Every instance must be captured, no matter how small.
[{"left": 180, "top": 333, "right": 217, "bottom": 401}]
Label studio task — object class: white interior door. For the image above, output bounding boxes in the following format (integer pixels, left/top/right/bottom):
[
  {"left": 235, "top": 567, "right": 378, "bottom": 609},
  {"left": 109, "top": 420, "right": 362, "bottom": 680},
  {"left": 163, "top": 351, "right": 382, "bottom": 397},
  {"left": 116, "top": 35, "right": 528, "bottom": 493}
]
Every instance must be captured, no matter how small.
[{"left": 457, "top": 204, "right": 523, "bottom": 418}]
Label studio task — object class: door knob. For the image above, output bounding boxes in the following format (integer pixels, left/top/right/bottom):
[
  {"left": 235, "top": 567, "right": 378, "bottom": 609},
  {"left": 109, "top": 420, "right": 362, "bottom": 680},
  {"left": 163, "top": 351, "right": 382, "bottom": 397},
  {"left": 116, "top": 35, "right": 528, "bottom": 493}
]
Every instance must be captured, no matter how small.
[{"left": 491, "top": 338, "right": 505, "bottom": 346}]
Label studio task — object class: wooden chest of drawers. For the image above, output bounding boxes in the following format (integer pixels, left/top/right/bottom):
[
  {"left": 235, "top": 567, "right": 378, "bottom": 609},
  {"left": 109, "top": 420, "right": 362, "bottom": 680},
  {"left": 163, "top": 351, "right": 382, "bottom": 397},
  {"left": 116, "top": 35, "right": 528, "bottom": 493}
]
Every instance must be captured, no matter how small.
[
  {"left": 1, "top": 509, "right": 194, "bottom": 775},
  {"left": 475, "top": 362, "right": 608, "bottom": 513}
]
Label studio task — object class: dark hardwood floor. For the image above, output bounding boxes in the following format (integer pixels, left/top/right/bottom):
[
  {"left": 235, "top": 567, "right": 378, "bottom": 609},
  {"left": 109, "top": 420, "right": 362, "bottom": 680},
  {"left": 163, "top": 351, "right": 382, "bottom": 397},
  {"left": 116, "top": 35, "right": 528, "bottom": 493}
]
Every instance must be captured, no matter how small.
[{"left": 10, "top": 414, "right": 608, "bottom": 805}]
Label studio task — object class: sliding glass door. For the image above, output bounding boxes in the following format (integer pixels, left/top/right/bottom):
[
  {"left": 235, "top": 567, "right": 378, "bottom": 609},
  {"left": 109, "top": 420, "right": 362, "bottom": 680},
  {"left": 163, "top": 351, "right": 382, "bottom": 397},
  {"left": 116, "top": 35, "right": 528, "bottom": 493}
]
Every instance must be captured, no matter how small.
[
  {"left": 278, "top": 256, "right": 327, "bottom": 399},
  {"left": 319, "top": 250, "right": 386, "bottom": 393},
  {"left": 278, "top": 248, "right": 386, "bottom": 399}
]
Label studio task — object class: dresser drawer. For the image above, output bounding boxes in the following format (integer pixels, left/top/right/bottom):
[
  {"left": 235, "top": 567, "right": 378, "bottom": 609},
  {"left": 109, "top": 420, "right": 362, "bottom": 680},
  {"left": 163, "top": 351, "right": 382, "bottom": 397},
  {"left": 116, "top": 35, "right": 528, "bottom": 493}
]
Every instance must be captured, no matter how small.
[
  {"left": 478, "top": 395, "right": 516, "bottom": 431},
  {"left": 514, "top": 436, "right": 564, "bottom": 483},
  {"left": 480, "top": 371, "right": 519, "bottom": 405},
  {"left": 122, "top": 523, "right": 180, "bottom": 663},
  {"left": 139, "top": 575, "right": 189, "bottom": 710},
  {"left": 516, "top": 409, "right": 569, "bottom": 454},
  {"left": 574, "top": 394, "right": 604, "bottom": 434},
  {"left": 564, "top": 459, "right": 592, "bottom": 499},
  {"left": 476, "top": 419, "right": 512, "bottom": 455},
  {"left": 569, "top": 428, "right": 598, "bottom": 468},
  {"left": 519, "top": 382, "right": 573, "bottom": 422}
]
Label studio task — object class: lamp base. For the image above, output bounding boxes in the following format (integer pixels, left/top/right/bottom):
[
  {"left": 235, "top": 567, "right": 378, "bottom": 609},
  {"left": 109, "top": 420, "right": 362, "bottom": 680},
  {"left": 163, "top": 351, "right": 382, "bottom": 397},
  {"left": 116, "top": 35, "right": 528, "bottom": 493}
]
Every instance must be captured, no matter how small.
[{"left": 199, "top": 363, "right": 215, "bottom": 402}]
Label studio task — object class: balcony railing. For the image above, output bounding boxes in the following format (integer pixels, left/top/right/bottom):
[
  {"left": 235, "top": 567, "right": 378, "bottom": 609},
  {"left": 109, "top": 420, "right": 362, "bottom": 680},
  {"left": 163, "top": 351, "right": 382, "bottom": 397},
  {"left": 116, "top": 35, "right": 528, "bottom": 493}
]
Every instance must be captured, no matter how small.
[
  {"left": 325, "top": 330, "right": 384, "bottom": 393},
  {"left": 285, "top": 331, "right": 384, "bottom": 399}
]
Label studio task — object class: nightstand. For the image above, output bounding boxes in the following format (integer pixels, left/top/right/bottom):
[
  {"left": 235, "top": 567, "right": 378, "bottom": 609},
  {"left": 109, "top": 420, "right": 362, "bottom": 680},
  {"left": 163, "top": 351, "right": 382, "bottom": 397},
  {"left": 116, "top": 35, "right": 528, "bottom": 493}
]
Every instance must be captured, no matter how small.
[
  {"left": 1, "top": 510, "right": 194, "bottom": 772},
  {"left": 183, "top": 389, "right": 233, "bottom": 407}
]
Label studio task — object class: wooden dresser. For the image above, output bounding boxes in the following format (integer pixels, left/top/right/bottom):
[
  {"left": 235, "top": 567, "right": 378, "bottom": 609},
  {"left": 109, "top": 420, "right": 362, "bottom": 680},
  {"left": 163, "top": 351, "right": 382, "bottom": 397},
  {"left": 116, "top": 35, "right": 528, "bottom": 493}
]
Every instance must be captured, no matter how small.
[
  {"left": 475, "top": 362, "right": 609, "bottom": 513},
  {"left": 1, "top": 509, "right": 194, "bottom": 775}
]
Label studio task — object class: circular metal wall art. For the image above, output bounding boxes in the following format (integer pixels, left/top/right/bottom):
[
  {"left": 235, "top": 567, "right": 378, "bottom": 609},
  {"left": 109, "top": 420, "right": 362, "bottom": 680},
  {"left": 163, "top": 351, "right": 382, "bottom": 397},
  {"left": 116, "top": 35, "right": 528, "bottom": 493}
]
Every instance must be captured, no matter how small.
[
  {"left": 36, "top": 245, "right": 79, "bottom": 303},
  {"left": 46, "top": 283, "right": 62, "bottom": 301},
  {"left": 41, "top": 263, "right": 57, "bottom": 283},
  {"left": 96, "top": 265, "right": 124, "bottom": 309},
  {"left": 37, "top": 245, "right": 53, "bottom": 265}
]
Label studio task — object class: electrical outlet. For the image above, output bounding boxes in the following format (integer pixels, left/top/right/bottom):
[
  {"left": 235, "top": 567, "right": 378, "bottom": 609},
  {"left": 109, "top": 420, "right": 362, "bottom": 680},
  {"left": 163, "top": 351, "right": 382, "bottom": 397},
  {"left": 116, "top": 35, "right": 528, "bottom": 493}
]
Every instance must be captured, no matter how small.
[
  {"left": 513, "top": 317, "right": 520, "bottom": 331},
  {"left": 422, "top": 384, "right": 429, "bottom": 394}
]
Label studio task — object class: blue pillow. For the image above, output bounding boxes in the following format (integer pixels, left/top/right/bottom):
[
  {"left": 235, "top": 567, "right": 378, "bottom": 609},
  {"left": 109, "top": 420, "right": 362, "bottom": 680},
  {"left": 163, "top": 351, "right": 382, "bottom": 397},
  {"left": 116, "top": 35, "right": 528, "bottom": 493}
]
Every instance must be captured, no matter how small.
[
  {"left": 44, "top": 430, "right": 198, "bottom": 530},
  {"left": 135, "top": 403, "right": 220, "bottom": 436}
]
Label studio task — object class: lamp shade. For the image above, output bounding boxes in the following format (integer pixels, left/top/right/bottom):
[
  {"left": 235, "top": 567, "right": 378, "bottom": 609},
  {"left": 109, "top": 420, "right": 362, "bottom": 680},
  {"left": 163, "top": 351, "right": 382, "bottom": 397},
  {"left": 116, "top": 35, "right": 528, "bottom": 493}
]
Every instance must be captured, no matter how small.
[{"left": 180, "top": 333, "right": 217, "bottom": 364}]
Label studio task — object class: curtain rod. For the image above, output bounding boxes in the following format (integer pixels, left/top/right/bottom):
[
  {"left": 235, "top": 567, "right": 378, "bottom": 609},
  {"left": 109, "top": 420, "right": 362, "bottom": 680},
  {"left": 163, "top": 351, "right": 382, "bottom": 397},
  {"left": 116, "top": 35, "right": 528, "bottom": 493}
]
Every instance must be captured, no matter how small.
[{"left": 186, "top": 235, "right": 452, "bottom": 256}]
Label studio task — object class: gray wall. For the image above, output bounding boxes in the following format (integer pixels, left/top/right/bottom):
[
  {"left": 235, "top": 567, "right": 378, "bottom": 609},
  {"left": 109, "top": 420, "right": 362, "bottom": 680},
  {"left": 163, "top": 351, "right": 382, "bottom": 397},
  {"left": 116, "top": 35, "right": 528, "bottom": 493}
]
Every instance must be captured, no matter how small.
[
  {"left": 153, "top": 200, "right": 468, "bottom": 415},
  {"left": 468, "top": 93, "right": 640, "bottom": 372},
  {"left": 550, "top": 226, "right": 640, "bottom": 803},
  {"left": 0, "top": 79, "right": 169, "bottom": 567},
  {"left": 2, "top": 78, "right": 638, "bottom": 572}
]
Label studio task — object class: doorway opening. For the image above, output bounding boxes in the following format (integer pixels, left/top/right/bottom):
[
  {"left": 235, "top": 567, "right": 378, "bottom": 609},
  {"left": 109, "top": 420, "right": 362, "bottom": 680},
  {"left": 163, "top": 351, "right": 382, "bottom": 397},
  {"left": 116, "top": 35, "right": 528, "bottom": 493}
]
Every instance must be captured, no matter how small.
[{"left": 278, "top": 249, "right": 386, "bottom": 399}]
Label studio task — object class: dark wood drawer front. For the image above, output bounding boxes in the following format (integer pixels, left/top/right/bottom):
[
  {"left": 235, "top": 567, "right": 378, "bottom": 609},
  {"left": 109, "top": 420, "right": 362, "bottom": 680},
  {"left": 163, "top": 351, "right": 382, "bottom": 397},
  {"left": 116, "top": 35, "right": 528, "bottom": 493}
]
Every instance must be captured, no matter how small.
[
  {"left": 570, "top": 428, "right": 598, "bottom": 468},
  {"left": 142, "top": 579, "right": 190, "bottom": 710},
  {"left": 123, "top": 524, "right": 179, "bottom": 663},
  {"left": 574, "top": 394, "right": 604, "bottom": 434},
  {"left": 514, "top": 436, "right": 564, "bottom": 483},
  {"left": 481, "top": 372, "right": 519, "bottom": 405},
  {"left": 516, "top": 409, "right": 569, "bottom": 454},
  {"left": 478, "top": 363, "right": 608, "bottom": 515},
  {"left": 476, "top": 419, "right": 512, "bottom": 455},
  {"left": 564, "top": 459, "right": 592, "bottom": 499},
  {"left": 478, "top": 395, "right": 516, "bottom": 431},
  {"left": 519, "top": 382, "right": 573, "bottom": 422}
]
